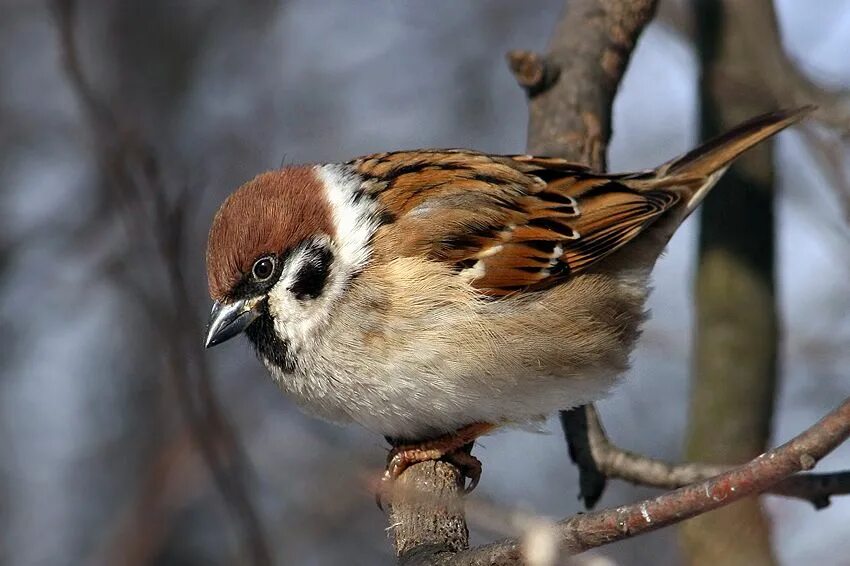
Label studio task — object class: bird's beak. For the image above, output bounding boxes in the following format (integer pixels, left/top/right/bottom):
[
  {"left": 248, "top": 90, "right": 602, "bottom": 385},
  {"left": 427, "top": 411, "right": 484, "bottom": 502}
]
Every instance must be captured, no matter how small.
[{"left": 205, "top": 298, "right": 261, "bottom": 349}]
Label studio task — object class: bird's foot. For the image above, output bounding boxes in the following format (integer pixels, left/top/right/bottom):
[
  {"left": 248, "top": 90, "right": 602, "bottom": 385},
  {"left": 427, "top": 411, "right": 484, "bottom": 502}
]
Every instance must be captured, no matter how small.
[{"left": 377, "top": 422, "right": 494, "bottom": 509}]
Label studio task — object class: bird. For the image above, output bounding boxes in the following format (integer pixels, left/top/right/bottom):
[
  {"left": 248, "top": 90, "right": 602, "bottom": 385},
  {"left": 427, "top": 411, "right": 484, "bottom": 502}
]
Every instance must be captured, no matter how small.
[{"left": 204, "top": 107, "right": 812, "bottom": 490}]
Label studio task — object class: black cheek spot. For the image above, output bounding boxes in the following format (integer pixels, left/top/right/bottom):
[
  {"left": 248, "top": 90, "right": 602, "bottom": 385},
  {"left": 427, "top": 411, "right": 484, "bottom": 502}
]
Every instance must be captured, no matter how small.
[{"left": 290, "top": 247, "right": 333, "bottom": 300}]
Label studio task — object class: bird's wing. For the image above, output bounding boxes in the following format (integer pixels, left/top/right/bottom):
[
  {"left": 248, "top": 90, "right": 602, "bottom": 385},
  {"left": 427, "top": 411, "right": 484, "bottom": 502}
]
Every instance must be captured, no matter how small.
[
  {"left": 352, "top": 150, "right": 680, "bottom": 295},
  {"left": 351, "top": 107, "right": 811, "bottom": 296}
]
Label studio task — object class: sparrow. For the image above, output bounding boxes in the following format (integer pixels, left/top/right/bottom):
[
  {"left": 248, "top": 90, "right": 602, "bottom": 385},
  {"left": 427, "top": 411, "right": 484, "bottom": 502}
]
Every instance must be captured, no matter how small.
[{"left": 204, "top": 107, "right": 811, "bottom": 488}]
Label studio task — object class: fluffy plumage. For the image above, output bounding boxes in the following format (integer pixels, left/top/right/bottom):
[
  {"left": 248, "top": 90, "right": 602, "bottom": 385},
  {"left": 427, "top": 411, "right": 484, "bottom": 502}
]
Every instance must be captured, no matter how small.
[{"left": 205, "top": 107, "right": 811, "bottom": 443}]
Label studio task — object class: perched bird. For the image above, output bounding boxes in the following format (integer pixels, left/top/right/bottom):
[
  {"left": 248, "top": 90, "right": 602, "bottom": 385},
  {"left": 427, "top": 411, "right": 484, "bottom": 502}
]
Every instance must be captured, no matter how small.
[{"left": 205, "top": 107, "right": 811, "bottom": 487}]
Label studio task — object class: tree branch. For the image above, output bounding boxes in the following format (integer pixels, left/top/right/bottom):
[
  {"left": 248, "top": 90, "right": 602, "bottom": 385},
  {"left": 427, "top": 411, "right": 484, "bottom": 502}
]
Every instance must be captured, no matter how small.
[
  {"left": 579, "top": 404, "right": 850, "bottom": 510},
  {"left": 683, "top": 1, "right": 783, "bottom": 559},
  {"left": 449, "top": 396, "right": 850, "bottom": 563},
  {"left": 520, "top": 0, "right": 660, "bottom": 166},
  {"left": 514, "top": 0, "right": 661, "bottom": 512},
  {"left": 390, "top": 461, "right": 469, "bottom": 564}
]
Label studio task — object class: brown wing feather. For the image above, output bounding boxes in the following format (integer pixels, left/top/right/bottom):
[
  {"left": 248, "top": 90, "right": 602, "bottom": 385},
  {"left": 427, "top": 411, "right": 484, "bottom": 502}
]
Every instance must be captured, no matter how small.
[
  {"left": 470, "top": 158, "right": 682, "bottom": 294},
  {"left": 350, "top": 107, "right": 811, "bottom": 296},
  {"left": 354, "top": 151, "right": 680, "bottom": 295}
]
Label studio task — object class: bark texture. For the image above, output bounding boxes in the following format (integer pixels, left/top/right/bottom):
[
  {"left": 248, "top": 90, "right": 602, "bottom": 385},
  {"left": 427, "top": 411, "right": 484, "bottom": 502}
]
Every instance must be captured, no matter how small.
[{"left": 390, "top": 461, "right": 469, "bottom": 563}]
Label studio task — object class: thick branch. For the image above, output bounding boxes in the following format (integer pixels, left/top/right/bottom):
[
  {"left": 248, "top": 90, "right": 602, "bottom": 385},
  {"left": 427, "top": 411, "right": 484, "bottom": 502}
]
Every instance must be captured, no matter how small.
[
  {"left": 389, "top": 461, "right": 469, "bottom": 564},
  {"left": 520, "top": 0, "right": 659, "bottom": 166},
  {"left": 684, "top": 1, "right": 782, "bottom": 560},
  {"left": 517, "top": 0, "right": 661, "bottom": 512},
  {"left": 450, "top": 396, "right": 850, "bottom": 563},
  {"left": 513, "top": 0, "right": 660, "bottom": 512}
]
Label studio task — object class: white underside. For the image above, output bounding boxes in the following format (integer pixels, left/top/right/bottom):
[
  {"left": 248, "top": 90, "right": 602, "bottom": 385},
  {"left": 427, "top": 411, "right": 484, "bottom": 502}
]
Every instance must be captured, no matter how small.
[
  {"left": 265, "top": 258, "right": 646, "bottom": 440},
  {"left": 265, "top": 352, "right": 622, "bottom": 439}
]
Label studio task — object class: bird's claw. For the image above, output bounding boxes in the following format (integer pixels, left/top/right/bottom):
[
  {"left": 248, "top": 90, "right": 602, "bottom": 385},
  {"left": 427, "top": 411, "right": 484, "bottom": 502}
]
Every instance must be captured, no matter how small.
[
  {"left": 374, "top": 422, "right": 494, "bottom": 509},
  {"left": 444, "top": 450, "right": 482, "bottom": 494},
  {"left": 375, "top": 446, "right": 482, "bottom": 510}
]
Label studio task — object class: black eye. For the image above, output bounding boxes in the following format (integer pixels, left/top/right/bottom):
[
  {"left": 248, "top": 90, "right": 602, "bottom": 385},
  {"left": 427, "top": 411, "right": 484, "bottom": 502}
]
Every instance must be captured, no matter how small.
[{"left": 251, "top": 257, "right": 275, "bottom": 281}]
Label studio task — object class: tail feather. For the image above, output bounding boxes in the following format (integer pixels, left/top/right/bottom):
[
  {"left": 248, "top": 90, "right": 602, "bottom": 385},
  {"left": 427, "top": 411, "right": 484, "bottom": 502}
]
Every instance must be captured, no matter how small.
[
  {"left": 664, "top": 106, "right": 814, "bottom": 177},
  {"left": 659, "top": 105, "right": 814, "bottom": 213}
]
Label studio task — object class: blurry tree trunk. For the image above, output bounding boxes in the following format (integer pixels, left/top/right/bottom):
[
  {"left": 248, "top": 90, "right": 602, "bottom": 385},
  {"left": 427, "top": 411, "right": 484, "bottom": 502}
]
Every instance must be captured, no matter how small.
[{"left": 681, "top": 1, "right": 780, "bottom": 564}]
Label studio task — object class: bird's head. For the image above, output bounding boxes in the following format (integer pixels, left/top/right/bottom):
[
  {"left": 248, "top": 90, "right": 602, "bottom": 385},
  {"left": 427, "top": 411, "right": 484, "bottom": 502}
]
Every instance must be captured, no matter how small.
[{"left": 204, "top": 164, "right": 377, "bottom": 370}]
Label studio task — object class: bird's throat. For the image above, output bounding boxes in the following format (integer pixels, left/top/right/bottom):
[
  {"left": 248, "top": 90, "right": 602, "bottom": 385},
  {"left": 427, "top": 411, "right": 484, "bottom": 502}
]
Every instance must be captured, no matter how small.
[{"left": 245, "top": 311, "right": 295, "bottom": 373}]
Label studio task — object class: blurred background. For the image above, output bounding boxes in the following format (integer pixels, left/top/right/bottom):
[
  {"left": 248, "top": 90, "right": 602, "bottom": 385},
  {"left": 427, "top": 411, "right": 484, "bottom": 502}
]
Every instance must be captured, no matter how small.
[{"left": 1, "top": 0, "right": 849, "bottom": 564}]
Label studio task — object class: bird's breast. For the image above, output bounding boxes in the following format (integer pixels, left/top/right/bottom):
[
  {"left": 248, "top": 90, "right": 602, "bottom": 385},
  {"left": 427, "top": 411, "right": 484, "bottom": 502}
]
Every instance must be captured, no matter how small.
[{"left": 260, "top": 260, "right": 649, "bottom": 439}]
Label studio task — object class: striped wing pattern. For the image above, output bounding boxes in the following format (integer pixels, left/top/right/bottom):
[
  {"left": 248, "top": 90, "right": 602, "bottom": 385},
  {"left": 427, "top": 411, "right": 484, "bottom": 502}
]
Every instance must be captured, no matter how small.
[
  {"left": 352, "top": 150, "right": 681, "bottom": 296},
  {"left": 348, "top": 109, "right": 811, "bottom": 296}
]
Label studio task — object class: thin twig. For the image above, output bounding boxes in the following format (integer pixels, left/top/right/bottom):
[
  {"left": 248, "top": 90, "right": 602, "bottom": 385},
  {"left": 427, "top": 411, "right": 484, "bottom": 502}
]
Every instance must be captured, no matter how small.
[{"left": 580, "top": 404, "right": 850, "bottom": 510}]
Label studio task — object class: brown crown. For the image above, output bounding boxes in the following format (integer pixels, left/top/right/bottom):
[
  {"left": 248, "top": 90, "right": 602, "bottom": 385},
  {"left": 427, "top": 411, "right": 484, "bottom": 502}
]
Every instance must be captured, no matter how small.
[{"left": 205, "top": 166, "right": 333, "bottom": 300}]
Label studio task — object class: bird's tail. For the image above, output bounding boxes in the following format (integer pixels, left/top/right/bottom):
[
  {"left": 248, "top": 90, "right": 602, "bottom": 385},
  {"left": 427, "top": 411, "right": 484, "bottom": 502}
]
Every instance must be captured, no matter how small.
[{"left": 656, "top": 106, "right": 814, "bottom": 215}]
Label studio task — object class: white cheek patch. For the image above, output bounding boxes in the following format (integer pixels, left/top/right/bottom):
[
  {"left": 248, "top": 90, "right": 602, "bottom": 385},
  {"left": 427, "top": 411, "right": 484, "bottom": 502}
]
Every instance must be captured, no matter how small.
[
  {"left": 265, "top": 165, "right": 379, "bottom": 357},
  {"left": 266, "top": 251, "right": 316, "bottom": 354},
  {"left": 317, "top": 164, "right": 380, "bottom": 274}
]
